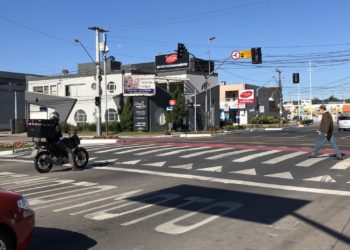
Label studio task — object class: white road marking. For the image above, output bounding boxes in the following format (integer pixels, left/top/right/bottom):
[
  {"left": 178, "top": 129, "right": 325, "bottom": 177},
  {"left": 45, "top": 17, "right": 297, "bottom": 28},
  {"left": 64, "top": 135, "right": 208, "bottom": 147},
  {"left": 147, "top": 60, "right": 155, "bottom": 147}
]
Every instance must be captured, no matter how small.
[
  {"left": 303, "top": 175, "right": 336, "bottom": 183},
  {"left": 230, "top": 168, "right": 257, "bottom": 175},
  {"left": 155, "top": 202, "right": 243, "bottom": 234},
  {"left": 156, "top": 147, "right": 210, "bottom": 157},
  {"left": 197, "top": 166, "right": 222, "bottom": 172},
  {"left": 92, "top": 159, "right": 118, "bottom": 163},
  {"left": 115, "top": 160, "right": 141, "bottom": 165},
  {"left": 28, "top": 185, "right": 116, "bottom": 206},
  {"left": 263, "top": 151, "right": 307, "bottom": 164},
  {"left": 330, "top": 157, "right": 350, "bottom": 170},
  {"left": 233, "top": 150, "right": 281, "bottom": 163},
  {"left": 54, "top": 189, "right": 142, "bottom": 212},
  {"left": 15, "top": 180, "right": 75, "bottom": 192},
  {"left": 205, "top": 149, "right": 256, "bottom": 160},
  {"left": 95, "top": 166, "right": 350, "bottom": 197},
  {"left": 142, "top": 162, "right": 167, "bottom": 167},
  {"left": 94, "top": 144, "right": 151, "bottom": 154},
  {"left": 264, "top": 172, "right": 294, "bottom": 179},
  {"left": 180, "top": 148, "right": 232, "bottom": 158},
  {"left": 168, "top": 164, "right": 193, "bottom": 170},
  {"left": 122, "top": 196, "right": 213, "bottom": 226},
  {"left": 295, "top": 154, "right": 329, "bottom": 167},
  {"left": 135, "top": 147, "right": 188, "bottom": 156},
  {"left": 114, "top": 145, "right": 169, "bottom": 155},
  {"left": 84, "top": 194, "right": 180, "bottom": 220}
]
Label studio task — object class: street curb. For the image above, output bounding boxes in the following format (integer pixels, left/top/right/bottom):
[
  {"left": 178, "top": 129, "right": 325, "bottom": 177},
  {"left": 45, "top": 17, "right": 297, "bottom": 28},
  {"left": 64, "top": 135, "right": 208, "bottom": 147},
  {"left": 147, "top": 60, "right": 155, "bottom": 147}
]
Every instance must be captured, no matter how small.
[
  {"left": 179, "top": 134, "right": 212, "bottom": 138},
  {"left": 0, "top": 150, "right": 13, "bottom": 156},
  {"left": 264, "top": 128, "right": 283, "bottom": 131}
]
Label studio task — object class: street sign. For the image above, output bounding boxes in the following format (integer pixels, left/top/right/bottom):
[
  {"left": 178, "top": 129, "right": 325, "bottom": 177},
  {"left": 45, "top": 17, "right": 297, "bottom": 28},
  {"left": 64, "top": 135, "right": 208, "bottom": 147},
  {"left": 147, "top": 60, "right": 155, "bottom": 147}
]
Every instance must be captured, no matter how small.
[
  {"left": 238, "top": 89, "right": 255, "bottom": 104},
  {"left": 166, "top": 106, "right": 173, "bottom": 111},
  {"left": 240, "top": 49, "right": 252, "bottom": 59},
  {"left": 231, "top": 50, "right": 240, "bottom": 60}
]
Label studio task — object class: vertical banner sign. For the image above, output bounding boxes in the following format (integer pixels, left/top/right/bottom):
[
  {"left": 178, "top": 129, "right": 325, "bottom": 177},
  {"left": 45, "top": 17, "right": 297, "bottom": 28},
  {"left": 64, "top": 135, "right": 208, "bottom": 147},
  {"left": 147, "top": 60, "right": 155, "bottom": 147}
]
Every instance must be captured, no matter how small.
[
  {"left": 238, "top": 89, "right": 255, "bottom": 104},
  {"left": 133, "top": 96, "right": 149, "bottom": 132}
]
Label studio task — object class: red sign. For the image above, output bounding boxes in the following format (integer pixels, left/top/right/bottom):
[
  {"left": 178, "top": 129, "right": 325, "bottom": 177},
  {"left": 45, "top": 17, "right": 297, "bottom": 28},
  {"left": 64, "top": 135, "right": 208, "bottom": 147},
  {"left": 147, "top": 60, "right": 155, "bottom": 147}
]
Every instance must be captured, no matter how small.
[
  {"left": 238, "top": 89, "right": 255, "bottom": 104},
  {"left": 165, "top": 54, "right": 178, "bottom": 64},
  {"left": 169, "top": 99, "right": 176, "bottom": 106}
]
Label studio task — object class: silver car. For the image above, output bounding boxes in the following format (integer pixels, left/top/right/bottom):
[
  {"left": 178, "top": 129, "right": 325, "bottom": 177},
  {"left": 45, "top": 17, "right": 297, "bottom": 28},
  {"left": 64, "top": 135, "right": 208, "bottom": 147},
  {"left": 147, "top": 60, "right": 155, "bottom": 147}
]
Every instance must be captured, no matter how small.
[{"left": 337, "top": 115, "right": 350, "bottom": 131}]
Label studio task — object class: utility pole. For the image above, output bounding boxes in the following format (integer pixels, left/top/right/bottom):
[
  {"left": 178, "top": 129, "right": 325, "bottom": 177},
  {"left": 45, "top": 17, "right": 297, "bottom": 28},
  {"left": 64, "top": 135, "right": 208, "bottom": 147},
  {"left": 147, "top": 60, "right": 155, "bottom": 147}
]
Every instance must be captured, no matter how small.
[
  {"left": 194, "top": 89, "right": 197, "bottom": 131},
  {"left": 208, "top": 36, "right": 215, "bottom": 127},
  {"left": 103, "top": 32, "right": 109, "bottom": 135},
  {"left": 276, "top": 69, "right": 283, "bottom": 127},
  {"left": 308, "top": 60, "right": 313, "bottom": 119},
  {"left": 89, "top": 26, "right": 108, "bottom": 136}
]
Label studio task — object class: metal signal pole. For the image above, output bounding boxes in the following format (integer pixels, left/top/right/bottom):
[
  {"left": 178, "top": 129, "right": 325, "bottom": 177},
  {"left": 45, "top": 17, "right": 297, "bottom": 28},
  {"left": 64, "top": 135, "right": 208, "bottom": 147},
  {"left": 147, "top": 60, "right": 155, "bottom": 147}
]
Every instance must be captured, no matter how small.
[
  {"left": 276, "top": 69, "right": 283, "bottom": 127},
  {"left": 89, "top": 26, "right": 108, "bottom": 136}
]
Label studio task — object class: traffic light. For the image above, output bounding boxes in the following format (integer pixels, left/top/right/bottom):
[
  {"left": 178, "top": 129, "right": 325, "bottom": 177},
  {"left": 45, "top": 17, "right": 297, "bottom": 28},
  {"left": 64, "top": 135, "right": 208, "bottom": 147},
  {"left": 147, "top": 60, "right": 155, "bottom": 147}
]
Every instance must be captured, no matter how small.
[
  {"left": 251, "top": 47, "right": 262, "bottom": 64},
  {"left": 177, "top": 43, "right": 188, "bottom": 58},
  {"left": 293, "top": 73, "right": 300, "bottom": 83},
  {"left": 95, "top": 96, "right": 100, "bottom": 106}
]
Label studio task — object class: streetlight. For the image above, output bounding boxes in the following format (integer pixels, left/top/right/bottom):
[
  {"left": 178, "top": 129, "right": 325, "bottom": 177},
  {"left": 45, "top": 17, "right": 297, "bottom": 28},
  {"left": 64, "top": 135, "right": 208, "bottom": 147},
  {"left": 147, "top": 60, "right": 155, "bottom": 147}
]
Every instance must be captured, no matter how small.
[{"left": 208, "top": 36, "right": 216, "bottom": 127}]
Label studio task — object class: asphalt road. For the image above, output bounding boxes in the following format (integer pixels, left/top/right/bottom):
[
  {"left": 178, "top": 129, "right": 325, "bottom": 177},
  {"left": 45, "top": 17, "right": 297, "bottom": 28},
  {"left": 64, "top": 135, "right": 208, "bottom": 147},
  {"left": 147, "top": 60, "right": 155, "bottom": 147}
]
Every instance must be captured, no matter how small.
[{"left": 0, "top": 128, "right": 349, "bottom": 250}]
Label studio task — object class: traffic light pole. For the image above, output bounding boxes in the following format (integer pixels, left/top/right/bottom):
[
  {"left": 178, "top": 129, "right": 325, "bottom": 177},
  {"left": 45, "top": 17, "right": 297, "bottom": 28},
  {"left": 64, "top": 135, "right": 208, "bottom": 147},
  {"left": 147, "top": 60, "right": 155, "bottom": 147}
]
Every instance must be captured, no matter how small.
[{"left": 89, "top": 26, "right": 108, "bottom": 136}]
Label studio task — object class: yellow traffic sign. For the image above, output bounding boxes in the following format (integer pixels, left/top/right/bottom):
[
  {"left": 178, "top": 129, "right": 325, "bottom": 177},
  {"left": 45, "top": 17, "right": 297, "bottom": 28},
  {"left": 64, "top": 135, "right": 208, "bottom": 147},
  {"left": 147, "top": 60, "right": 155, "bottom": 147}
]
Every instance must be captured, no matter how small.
[{"left": 240, "top": 49, "right": 252, "bottom": 59}]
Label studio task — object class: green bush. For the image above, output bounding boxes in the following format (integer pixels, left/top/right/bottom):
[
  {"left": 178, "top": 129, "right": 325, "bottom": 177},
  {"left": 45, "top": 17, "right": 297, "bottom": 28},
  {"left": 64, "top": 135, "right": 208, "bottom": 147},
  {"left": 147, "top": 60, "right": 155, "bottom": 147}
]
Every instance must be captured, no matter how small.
[
  {"left": 249, "top": 116, "right": 278, "bottom": 124},
  {"left": 300, "top": 119, "right": 313, "bottom": 125},
  {"left": 222, "top": 125, "right": 245, "bottom": 130},
  {"left": 208, "top": 125, "right": 220, "bottom": 131}
]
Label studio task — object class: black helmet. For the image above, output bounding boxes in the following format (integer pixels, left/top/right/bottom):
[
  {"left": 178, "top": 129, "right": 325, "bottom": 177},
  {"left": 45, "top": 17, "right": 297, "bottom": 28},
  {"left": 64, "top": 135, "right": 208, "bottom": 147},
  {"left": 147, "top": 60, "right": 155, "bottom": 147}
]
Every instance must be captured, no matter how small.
[{"left": 49, "top": 112, "right": 60, "bottom": 121}]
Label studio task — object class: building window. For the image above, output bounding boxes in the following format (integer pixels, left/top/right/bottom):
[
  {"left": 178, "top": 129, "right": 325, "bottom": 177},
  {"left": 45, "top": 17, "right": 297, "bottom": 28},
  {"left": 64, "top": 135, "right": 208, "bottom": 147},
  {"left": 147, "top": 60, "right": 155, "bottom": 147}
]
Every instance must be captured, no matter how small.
[
  {"left": 105, "top": 108, "right": 118, "bottom": 121},
  {"left": 44, "top": 86, "right": 49, "bottom": 94},
  {"left": 107, "top": 81, "right": 116, "bottom": 93},
  {"left": 33, "top": 86, "right": 43, "bottom": 93},
  {"left": 74, "top": 109, "right": 87, "bottom": 124},
  {"left": 50, "top": 85, "right": 57, "bottom": 95},
  {"left": 65, "top": 85, "right": 71, "bottom": 96},
  {"left": 91, "top": 83, "right": 96, "bottom": 90}
]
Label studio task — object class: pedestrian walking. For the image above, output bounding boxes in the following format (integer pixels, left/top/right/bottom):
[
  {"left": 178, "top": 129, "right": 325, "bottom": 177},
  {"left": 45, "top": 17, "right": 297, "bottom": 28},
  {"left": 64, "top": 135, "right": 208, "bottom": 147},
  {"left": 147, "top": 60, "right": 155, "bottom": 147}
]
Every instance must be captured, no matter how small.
[{"left": 309, "top": 105, "right": 343, "bottom": 160}]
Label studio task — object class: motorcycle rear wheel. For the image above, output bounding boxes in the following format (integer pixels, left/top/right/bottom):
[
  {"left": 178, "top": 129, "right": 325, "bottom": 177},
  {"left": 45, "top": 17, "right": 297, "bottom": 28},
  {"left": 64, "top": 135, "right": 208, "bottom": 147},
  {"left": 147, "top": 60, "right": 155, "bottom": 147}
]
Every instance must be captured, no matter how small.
[
  {"left": 73, "top": 147, "right": 89, "bottom": 169},
  {"left": 34, "top": 151, "right": 53, "bottom": 173}
]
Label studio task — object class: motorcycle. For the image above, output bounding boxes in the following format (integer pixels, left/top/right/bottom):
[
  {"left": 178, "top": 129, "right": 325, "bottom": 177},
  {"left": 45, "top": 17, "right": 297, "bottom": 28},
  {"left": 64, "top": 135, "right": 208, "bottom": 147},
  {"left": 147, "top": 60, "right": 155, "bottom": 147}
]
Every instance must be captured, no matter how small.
[{"left": 32, "top": 132, "right": 89, "bottom": 173}]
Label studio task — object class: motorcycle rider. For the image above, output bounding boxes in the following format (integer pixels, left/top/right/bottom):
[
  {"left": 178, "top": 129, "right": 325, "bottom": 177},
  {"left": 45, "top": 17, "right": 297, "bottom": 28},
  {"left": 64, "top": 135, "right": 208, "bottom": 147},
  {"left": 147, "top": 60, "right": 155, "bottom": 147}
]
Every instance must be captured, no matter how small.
[{"left": 48, "top": 112, "right": 81, "bottom": 171}]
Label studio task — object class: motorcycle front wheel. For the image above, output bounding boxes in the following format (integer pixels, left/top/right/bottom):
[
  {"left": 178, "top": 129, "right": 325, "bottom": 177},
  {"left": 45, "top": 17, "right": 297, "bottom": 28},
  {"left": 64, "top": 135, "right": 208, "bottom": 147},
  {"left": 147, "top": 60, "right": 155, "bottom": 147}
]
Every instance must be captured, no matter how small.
[
  {"left": 73, "top": 147, "right": 89, "bottom": 169},
  {"left": 34, "top": 151, "right": 53, "bottom": 173}
]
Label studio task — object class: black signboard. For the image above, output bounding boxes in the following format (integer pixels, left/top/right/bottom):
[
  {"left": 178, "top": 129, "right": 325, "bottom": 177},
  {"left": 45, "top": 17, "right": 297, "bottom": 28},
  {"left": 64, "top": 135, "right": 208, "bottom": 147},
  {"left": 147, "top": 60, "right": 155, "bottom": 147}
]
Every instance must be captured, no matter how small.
[
  {"left": 133, "top": 96, "right": 149, "bottom": 132},
  {"left": 155, "top": 53, "right": 190, "bottom": 71}
]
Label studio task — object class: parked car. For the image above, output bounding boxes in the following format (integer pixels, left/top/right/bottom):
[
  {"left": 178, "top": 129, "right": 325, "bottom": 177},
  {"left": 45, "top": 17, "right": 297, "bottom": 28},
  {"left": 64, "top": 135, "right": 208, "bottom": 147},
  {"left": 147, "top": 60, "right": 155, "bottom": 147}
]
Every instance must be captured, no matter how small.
[
  {"left": 0, "top": 188, "right": 35, "bottom": 250},
  {"left": 337, "top": 114, "right": 350, "bottom": 131}
]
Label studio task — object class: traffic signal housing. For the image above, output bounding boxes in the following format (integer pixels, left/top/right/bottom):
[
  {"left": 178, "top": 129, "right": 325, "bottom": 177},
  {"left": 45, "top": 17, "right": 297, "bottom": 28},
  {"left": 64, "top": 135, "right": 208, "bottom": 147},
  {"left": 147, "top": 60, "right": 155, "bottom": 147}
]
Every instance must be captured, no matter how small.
[
  {"left": 251, "top": 47, "right": 262, "bottom": 64},
  {"left": 95, "top": 96, "right": 101, "bottom": 106},
  {"left": 293, "top": 73, "right": 300, "bottom": 83},
  {"left": 177, "top": 43, "right": 188, "bottom": 58}
]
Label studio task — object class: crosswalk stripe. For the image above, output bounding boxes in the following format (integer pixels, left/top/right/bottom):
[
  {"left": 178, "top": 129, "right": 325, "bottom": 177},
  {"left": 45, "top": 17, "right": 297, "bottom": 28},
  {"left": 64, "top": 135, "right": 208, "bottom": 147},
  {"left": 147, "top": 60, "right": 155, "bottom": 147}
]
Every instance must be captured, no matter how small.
[
  {"left": 205, "top": 149, "right": 256, "bottom": 160},
  {"left": 156, "top": 147, "right": 209, "bottom": 157},
  {"left": 233, "top": 150, "right": 281, "bottom": 163},
  {"left": 180, "top": 148, "right": 232, "bottom": 158},
  {"left": 95, "top": 144, "right": 153, "bottom": 154},
  {"left": 114, "top": 145, "right": 168, "bottom": 155},
  {"left": 135, "top": 147, "right": 187, "bottom": 156},
  {"left": 303, "top": 175, "right": 336, "bottom": 183},
  {"left": 115, "top": 160, "right": 140, "bottom": 165},
  {"left": 265, "top": 172, "right": 294, "bottom": 179},
  {"left": 142, "top": 162, "right": 167, "bottom": 167},
  {"left": 263, "top": 151, "right": 307, "bottom": 164},
  {"left": 230, "top": 168, "right": 256, "bottom": 175},
  {"left": 330, "top": 157, "right": 350, "bottom": 170},
  {"left": 168, "top": 164, "right": 193, "bottom": 170},
  {"left": 295, "top": 154, "right": 329, "bottom": 167},
  {"left": 197, "top": 166, "right": 222, "bottom": 172}
]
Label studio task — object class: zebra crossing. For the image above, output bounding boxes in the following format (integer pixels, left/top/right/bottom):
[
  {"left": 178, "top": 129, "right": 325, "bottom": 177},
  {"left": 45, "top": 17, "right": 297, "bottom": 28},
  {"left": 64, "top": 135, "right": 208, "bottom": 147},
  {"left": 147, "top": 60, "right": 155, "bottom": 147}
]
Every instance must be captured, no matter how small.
[
  {"left": 1, "top": 142, "right": 349, "bottom": 183},
  {"left": 0, "top": 171, "right": 244, "bottom": 235}
]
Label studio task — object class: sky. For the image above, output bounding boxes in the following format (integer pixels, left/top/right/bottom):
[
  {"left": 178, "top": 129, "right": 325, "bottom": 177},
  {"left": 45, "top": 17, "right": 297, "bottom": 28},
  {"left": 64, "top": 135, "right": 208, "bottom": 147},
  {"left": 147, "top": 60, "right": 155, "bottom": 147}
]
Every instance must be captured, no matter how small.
[{"left": 1, "top": 0, "right": 350, "bottom": 101}]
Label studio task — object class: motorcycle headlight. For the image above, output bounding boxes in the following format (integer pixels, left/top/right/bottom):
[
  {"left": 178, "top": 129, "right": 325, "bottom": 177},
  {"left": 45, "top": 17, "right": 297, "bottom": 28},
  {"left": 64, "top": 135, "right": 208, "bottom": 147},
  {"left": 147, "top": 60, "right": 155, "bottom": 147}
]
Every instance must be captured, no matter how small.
[{"left": 17, "top": 196, "right": 31, "bottom": 210}]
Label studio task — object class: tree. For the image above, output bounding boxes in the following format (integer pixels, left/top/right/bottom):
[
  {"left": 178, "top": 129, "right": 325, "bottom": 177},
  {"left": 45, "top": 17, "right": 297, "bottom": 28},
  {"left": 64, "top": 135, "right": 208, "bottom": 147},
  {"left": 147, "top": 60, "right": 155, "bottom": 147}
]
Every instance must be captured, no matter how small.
[
  {"left": 312, "top": 97, "right": 322, "bottom": 104},
  {"left": 119, "top": 96, "right": 133, "bottom": 131},
  {"left": 165, "top": 86, "right": 186, "bottom": 130}
]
